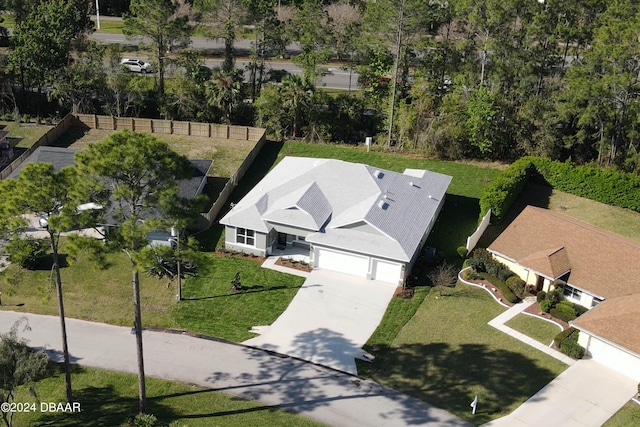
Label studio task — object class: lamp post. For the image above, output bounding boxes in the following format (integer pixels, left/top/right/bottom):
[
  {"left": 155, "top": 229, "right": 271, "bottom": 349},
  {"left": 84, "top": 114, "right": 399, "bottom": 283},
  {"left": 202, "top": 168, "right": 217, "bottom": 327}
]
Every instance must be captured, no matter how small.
[
  {"left": 95, "top": 0, "right": 101, "bottom": 30},
  {"left": 170, "top": 227, "right": 182, "bottom": 301}
]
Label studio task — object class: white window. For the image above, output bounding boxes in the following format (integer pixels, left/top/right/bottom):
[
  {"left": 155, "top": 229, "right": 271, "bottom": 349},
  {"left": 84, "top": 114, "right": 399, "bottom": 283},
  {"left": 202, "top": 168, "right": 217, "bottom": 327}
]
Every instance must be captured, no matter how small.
[
  {"left": 563, "top": 285, "right": 582, "bottom": 300},
  {"left": 236, "top": 228, "right": 255, "bottom": 246},
  {"left": 592, "top": 297, "right": 603, "bottom": 308}
]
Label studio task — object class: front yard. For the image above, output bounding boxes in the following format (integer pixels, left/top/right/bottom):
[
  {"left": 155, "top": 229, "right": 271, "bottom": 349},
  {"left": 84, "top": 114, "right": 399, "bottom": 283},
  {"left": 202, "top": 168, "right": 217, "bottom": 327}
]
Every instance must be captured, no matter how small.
[
  {"left": 0, "top": 242, "right": 305, "bottom": 342},
  {"left": 360, "top": 283, "right": 568, "bottom": 424}
]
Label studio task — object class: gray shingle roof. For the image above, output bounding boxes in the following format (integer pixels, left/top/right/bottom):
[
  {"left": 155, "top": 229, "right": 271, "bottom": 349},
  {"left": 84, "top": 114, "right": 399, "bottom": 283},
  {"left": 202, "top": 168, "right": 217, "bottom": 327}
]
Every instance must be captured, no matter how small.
[
  {"left": 220, "top": 157, "right": 452, "bottom": 262},
  {"left": 7, "top": 146, "right": 211, "bottom": 200}
]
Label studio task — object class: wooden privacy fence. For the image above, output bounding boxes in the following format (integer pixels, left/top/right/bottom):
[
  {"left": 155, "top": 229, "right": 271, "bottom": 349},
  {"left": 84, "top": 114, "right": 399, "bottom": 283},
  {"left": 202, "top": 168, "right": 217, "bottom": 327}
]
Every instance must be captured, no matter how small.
[
  {"left": 75, "top": 114, "right": 265, "bottom": 141},
  {"left": 0, "top": 113, "right": 75, "bottom": 180}
]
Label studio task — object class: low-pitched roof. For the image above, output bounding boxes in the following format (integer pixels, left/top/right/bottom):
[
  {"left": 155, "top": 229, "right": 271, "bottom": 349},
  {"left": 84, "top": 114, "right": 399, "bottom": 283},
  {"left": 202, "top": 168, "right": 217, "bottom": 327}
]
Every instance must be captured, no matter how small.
[
  {"left": 488, "top": 206, "right": 640, "bottom": 299},
  {"left": 220, "top": 156, "right": 452, "bottom": 262},
  {"left": 572, "top": 293, "right": 640, "bottom": 357},
  {"left": 7, "top": 146, "right": 211, "bottom": 200}
]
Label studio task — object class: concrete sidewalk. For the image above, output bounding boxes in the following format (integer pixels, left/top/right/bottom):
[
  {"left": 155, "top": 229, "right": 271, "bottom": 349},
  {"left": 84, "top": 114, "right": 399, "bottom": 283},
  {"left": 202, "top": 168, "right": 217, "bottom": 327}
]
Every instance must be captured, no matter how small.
[
  {"left": 0, "top": 311, "right": 472, "bottom": 427},
  {"left": 487, "top": 298, "right": 574, "bottom": 365}
]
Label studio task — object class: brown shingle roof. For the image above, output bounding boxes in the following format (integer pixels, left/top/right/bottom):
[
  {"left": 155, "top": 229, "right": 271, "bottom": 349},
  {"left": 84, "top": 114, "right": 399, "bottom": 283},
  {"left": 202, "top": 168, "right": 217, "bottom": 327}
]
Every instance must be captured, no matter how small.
[
  {"left": 572, "top": 294, "right": 640, "bottom": 356},
  {"left": 488, "top": 206, "right": 640, "bottom": 299},
  {"left": 518, "top": 246, "right": 571, "bottom": 279}
]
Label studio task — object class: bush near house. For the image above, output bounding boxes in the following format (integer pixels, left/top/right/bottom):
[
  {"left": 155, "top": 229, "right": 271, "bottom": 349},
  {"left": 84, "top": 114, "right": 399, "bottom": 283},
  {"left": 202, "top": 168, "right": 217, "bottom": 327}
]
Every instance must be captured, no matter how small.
[
  {"left": 478, "top": 273, "right": 519, "bottom": 303},
  {"left": 479, "top": 156, "right": 640, "bottom": 222},
  {"left": 467, "top": 248, "right": 520, "bottom": 303},
  {"left": 506, "top": 275, "right": 526, "bottom": 298},
  {"left": 536, "top": 290, "right": 546, "bottom": 302},
  {"left": 553, "top": 327, "right": 585, "bottom": 359}
]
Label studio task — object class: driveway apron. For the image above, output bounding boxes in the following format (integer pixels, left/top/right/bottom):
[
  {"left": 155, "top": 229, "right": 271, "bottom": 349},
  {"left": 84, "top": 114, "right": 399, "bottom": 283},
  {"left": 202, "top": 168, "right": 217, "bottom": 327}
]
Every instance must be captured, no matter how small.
[
  {"left": 482, "top": 358, "right": 637, "bottom": 427},
  {"left": 243, "top": 269, "right": 397, "bottom": 375}
]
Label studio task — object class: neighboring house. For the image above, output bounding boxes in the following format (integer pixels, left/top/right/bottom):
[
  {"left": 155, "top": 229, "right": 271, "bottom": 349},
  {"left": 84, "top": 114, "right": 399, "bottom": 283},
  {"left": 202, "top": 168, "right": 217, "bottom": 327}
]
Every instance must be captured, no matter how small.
[
  {"left": 487, "top": 205, "right": 640, "bottom": 380},
  {"left": 220, "top": 156, "right": 452, "bottom": 284},
  {"left": 7, "top": 146, "right": 211, "bottom": 245}
]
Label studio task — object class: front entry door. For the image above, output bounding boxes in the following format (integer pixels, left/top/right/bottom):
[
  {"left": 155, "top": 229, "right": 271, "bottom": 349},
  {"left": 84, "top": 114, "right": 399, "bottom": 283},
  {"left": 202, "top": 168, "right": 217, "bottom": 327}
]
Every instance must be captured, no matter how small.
[{"left": 277, "top": 232, "right": 287, "bottom": 249}]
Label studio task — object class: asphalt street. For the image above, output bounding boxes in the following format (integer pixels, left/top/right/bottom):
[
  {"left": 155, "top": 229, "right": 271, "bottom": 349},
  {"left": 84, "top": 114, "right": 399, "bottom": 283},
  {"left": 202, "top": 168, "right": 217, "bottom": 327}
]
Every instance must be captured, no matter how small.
[{"left": 0, "top": 311, "right": 472, "bottom": 427}]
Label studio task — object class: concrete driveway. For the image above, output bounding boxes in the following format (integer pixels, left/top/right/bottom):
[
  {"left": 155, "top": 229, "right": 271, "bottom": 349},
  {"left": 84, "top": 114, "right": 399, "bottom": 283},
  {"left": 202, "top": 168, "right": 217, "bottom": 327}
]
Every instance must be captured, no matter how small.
[
  {"left": 243, "top": 269, "right": 397, "bottom": 375},
  {"left": 483, "top": 358, "right": 637, "bottom": 427}
]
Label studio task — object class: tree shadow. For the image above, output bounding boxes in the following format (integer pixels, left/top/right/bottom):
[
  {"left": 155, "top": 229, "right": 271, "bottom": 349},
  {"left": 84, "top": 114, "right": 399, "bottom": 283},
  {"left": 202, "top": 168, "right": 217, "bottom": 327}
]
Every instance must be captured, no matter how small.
[
  {"left": 30, "top": 253, "right": 70, "bottom": 271},
  {"left": 367, "top": 341, "right": 559, "bottom": 424},
  {"left": 184, "top": 284, "right": 302, "bottom": 300}
]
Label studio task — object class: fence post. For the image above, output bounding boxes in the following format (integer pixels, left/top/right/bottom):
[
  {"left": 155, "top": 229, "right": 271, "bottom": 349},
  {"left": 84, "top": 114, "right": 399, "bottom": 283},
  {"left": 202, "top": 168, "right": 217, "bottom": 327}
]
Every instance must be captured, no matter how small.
[
  {"left": 226, "top": 125, "right": 230, "bottom": 139},
  {"left": 246, "top": 127, "right": 249, "bottom": 140},
  {"left": 131, "top": 118, "right": 135, "bottom": 131},
  {"left": 208, "top": 123, "right": 211, "bottom": 138},
  {"left": 94, "top": 114, "right": 98, "bottom": 129},
  {"left": 187, "top": 121, "right": 191, "bottom": 136},
  {"left": 112, "top": 116, "right": 116, "bottom": 130}
]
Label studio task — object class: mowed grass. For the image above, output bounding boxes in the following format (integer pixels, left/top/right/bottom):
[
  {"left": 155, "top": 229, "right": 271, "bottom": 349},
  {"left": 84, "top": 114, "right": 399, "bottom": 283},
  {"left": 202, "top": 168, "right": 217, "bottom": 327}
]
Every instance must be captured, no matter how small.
[
  {"left": 0, "top": 121, "right": 53, "bottom": 149},
  {"left": 603, "top": 401, "right": 640, "bottom": 427},
  {"left": 505, "top": 314, "right": 562, "bottom": 346},
  {"left": 9, "top": 364, "right": 326, "bottom": 427},
  {"left": 55, "top": 128, "right": 258, "bottom": 178},
  {"left": 364, "top": 283, "right": 567, "bottom": 424},
  {"left": 172, "top": 254, "right": 305, "bottom": 342},
  {"left": 0, "top": 243, "right": 304, "bottom": 342}
]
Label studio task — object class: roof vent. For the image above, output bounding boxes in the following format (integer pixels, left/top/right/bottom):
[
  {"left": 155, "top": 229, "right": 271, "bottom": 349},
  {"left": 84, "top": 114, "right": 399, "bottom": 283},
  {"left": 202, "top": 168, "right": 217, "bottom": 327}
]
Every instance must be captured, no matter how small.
[
  {"left": 373, "top": 170, "right": 383, "bottom": 179},
  {"left": 428, "top": 195, "right": 432, "bottom": 199},
  {"left": 377, "top": 200, "right": 388, "bottom": 210}
]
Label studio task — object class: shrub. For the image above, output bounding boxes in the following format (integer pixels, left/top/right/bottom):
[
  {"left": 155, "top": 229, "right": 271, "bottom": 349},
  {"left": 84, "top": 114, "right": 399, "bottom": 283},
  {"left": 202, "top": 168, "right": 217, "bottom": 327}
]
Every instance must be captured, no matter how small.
[
  {"left": 539, "top": 299, "right": 552, "bottom": 313},
  {"left": 506, "top": 276, "right": 526, "bottom": 298},
  {"left": 536, "top": 290, "right": 547, "bottom": 303},
  {"left": 560, "top": 339, "right": 585, "bottom": 359},
  {"left": 554, "top": 327, "right": 578, "bottom": 347},
  {"left": 457, "top": 246, "right": 468, "bottom": 259},
  {"left": 485, "top": 261, "right": 501, "bottom": 277},
  {"left": 550, "top": 307, "right": 576, "bottom": 322},
  {"left": 466, "top": 257, "right": 484, "bottom": 273},
  {"left": 497, "top": 267, "right": 513, "bottom": 282},
  {"left": 479, "top": 272, "right": 519, "bottom": 303},
  {"left": 5, "top": 238, "right": 47, "bottom": 269}
]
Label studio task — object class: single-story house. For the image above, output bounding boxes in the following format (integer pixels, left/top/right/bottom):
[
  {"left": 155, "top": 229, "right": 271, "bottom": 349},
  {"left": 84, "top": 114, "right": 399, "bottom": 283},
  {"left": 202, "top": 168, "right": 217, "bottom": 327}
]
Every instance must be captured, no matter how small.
[
  {"left": 487, "top": 205, "right": 640, "bottom": 380},
  {"left": 220, "top": 156, "right": 452, "bottom": 285},
  {"left": 7, "top": 146, "right": 211, "bottom": 245}
]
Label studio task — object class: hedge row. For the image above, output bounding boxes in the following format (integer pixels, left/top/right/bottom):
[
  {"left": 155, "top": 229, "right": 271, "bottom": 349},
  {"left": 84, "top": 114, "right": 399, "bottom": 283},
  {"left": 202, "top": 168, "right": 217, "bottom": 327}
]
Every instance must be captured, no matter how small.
[
  {"left": 480, "top": 156, "right": 640, "bottom": 222},
  {"left": 479, "top": 157, "right": 534, "bottom": 221},
  {"left": 478, "top": 272, "right": 519, "bottom": 303}
]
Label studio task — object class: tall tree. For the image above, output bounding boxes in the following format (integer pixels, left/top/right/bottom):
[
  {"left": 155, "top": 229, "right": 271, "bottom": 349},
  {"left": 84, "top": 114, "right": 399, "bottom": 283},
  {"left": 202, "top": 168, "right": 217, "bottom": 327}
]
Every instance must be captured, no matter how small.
[
  {"left": 194, "top": 0, "right": 246, "bottom": 72},
  {"left": 288, "top": 0, "right": 332, "bottom": 83},
  {"left": 76, "top": 130, "right": 194, "bottom": 414},
  {"left": 206, "top": 67, "right": 243, "bottom": 123},
  {"left": 9, "top": 0, "right": 92, "bottom": 112},
  {"left": 124, "top": 0, "right": 193, "bottom": 97},
  {"left": 0, "top": 164, "right": 84, "bottom": 405}
]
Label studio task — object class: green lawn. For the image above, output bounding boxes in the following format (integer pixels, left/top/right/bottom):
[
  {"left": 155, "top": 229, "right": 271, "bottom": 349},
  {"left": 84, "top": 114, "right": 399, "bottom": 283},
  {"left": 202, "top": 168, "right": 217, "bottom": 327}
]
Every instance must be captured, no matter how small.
[
  {"left": 505, "top": 314, "right": 562, "bottom": 346},
  {"left": 172, "top": 254, "right": 305, "bottom": 342},
  {"left": 0, "top": 121, "right": 53, "bottom": 149},
  {"left": 603, "top": 401, "right": 640, "bottom": 427},
  {"left": 362, "top": 283, "right": 568, "bottom": 424},
  {"left": 0, "top": 245, "right": 304, "bottom": 342},
  {"left": 9, "top": 364, "right": 325, "bottom": 427}
]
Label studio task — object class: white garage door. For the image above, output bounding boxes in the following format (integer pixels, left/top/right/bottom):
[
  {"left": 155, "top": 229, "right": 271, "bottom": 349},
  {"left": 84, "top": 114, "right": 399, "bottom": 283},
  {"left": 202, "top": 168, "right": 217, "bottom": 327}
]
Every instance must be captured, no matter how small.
[
  {"left": 372, "top": 259, "right": 403, "bottom": 284},
  {"left": 316, "top": 248, "right": 369, "bottom": 278},
  {"left": 586, "top": 335, "right": 640, "bottom": 381}
]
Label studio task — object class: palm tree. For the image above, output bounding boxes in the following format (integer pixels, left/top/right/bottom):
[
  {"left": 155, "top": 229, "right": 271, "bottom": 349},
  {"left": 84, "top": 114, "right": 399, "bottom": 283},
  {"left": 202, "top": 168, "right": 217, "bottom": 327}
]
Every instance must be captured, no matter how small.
[
  {"left": 280, "top": 74, "right": 314, "bottom": 138},
  {"left": 206, "top": 68, "right": 243, "bottom": 123}
]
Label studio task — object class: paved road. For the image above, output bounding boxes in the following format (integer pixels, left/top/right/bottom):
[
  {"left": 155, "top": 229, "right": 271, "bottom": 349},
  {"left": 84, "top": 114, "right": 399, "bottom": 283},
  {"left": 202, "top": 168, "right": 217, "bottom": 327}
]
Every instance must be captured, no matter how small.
[
  {"left": 0, "top": 311, "right": 472, "bottom": 427},
  {"left": 90, "top": 30, "right": 360, "bottom": 90}
]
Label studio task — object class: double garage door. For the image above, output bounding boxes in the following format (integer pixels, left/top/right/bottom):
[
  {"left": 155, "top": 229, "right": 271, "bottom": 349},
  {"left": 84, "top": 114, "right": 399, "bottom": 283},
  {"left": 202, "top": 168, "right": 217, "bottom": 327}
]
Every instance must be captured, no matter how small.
[
  {"left": 315, "top": 248, "right": 403, "bottom": 284},
  {"left": 584, "top": 335, "right": 640, "bottom": 380}
]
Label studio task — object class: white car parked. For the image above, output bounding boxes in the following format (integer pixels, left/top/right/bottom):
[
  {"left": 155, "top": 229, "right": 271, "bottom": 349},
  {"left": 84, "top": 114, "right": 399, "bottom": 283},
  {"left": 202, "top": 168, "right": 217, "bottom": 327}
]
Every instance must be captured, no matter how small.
[{"left": 120, "top": 58, "right": 152, "bottom": 73}]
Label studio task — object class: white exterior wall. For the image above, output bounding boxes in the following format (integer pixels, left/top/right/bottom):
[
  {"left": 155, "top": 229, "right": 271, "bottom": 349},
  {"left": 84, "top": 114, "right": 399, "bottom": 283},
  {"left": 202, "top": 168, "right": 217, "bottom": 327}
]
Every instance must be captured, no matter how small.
[
  {"left": 578, "top": 332, "right": 640, "bottom": 381},
  {"left": 492, "top": 254, "right": 538, "bottom": 286}
]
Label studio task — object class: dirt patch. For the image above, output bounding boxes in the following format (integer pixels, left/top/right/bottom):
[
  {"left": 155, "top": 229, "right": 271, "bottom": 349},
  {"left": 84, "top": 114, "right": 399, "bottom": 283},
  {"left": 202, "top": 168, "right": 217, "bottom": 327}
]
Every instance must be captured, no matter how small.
[{"left": 214, "top": 251, "right": 265, "bottom": 264}]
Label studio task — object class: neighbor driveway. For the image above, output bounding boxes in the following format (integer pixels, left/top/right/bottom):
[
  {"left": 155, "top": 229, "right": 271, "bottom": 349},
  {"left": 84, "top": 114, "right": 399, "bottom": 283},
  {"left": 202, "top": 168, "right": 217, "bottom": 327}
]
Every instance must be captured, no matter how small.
[
  {"left": 243, "top": 269, "right": 397, "bottom": 375},
  {"left": 482, "top": 358, "right": 637, "bottom": 427}
]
